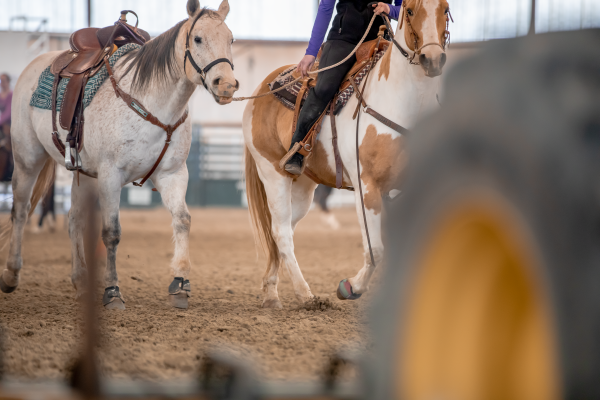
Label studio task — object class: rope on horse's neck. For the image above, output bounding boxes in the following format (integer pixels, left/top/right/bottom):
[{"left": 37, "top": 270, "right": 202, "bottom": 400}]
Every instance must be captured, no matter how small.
[{"left": 231, "top": 12, "right": 380, "bottom": 102}]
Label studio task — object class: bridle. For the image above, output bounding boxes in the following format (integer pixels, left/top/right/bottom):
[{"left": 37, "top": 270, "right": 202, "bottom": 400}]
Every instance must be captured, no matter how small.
[
  {"left": 382, "top": 0, "right": 452, "bottom": 66},
  {"left": 183, "top": 13, "right": 234, "bottom": 89}
]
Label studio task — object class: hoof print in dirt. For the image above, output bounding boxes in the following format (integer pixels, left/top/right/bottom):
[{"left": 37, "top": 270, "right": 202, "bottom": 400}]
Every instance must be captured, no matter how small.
[
  {"left": 103, "top": 286, "right": 126, "bottom": 310},
  {"left": 168, "top": 277, "right": 190, "bottom": 309},
  {"left": 0, "top": 275, "right": 17, "bottom": 294},
  {"left": 297, "top": 296, "right": 341, "bottom": 312},
  {"left": 262, "top": 298, "right": 283, "bottom": 309},
  {"left": 336, "top": 279, "right": 362, "bottom": 301}
]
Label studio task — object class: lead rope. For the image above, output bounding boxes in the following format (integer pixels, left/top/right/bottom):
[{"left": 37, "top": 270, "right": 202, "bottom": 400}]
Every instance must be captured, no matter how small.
[{"left": 231, "top": 12, "right": 381, "bottom": 102}]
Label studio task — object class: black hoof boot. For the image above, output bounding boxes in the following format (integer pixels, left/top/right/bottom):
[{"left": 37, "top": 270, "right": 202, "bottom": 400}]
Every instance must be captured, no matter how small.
[
  {"left": 284, "top": 153, "right": 304, "bottom": 176},
  {"left": 0, "top": 274, "right": 17, "bottom": 293},
  {"left": 103, "top": 286, "right": 126, "bottom": 310},
  {"left": 169, "top": 277, "right": 191, "bottom": 309}
]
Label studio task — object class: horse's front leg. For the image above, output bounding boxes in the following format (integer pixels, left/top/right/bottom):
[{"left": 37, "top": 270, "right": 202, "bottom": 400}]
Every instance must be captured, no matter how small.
[
  {"left": 97, "top": 173, "right": 125, "bottom": 310},
  {"left": 69, "top": 173, "right": 100, "bottom": 299},
  {"left": 152, "top": 165, "right": 192, "bottom": 309},
  {"left": 337, "top": 197, "right": 384, "bottom": 300}
]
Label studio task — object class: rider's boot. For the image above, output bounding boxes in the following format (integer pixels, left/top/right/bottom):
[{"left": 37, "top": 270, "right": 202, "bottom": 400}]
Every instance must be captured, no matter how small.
[{"left": 284, "top": 90, "right": 329, "bottom": 175}]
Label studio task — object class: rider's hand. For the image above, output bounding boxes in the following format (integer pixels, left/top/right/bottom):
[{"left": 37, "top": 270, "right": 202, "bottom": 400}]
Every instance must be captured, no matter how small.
[
  {"left": 297, "top": 55, "right": 316, "bottom": 78},
  {"left": 371, "top": 2, "right": 391, "bottom": 15}
]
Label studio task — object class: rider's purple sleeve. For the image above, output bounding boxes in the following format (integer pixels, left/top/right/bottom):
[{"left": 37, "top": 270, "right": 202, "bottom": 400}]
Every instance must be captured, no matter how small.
[
  {"left": 305, "top": 0, "right": 403, "bottom": 57},
  {"left": 389, "top": 0, "right": 403, "bottom": 20},
  {"left": 306, "top": 0, "right": 336, "bottom": 57}
]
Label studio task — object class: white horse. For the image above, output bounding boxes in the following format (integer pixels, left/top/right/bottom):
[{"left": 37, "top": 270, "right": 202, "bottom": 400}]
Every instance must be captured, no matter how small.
[
  {"left": 243, "top": 0, "right": 450, "bottom": 308},
  {"left": 1, "top": 0, "right": 238, "bottom": 310}
]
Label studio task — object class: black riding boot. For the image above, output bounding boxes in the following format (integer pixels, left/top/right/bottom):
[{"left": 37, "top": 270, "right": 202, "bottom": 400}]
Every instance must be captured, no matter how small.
[{"left": 284, "top": 89, "right": 330, "bottom": 175}]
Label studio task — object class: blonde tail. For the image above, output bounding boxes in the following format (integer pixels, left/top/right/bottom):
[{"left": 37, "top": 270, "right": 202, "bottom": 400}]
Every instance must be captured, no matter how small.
[
  {"left": 28, "top": 158, "right": 56, "bottom": 219},
  {"left": 0, "top": 158, "right": 55, "bottom": 249},
  {"left": 244, "top": 146, "right": 279, "bottom": 270}
]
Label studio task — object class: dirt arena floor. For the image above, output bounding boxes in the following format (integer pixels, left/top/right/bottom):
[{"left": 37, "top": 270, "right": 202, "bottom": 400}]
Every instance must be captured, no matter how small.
[{"left": 0, "top": 207, "right": 377, "bottom": 381}]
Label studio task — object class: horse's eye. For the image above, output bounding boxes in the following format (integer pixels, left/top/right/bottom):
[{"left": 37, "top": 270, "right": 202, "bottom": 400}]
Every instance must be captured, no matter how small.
[
  {"left": 194, "top": 36, "right": 202, "bottom": 44},
  {"left": 407, "top": 8, "right": 414, "bottom": 16},
  {"left": 231, "top": 39, "right": 235, "bottom": 44},
  {"left": 445, "top": 8, "right": 449, "bottom": 14}
]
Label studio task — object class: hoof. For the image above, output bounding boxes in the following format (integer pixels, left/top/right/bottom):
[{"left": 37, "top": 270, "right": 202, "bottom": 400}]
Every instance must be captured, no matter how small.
[
  {"left": 0, "top": 275, "right": 17, "bottom": 294},
  {"left": 336, "top": 279, "right": 362, "bottom": 300},
  {"left": 168, "top": 277, "right": 190, "bottom": 309},
  {"left": 169, "top": 292, "right": 189, "bottom": 309},
  {"left": 104, "top": 298, "right": 126, "bottom": 310},
  {"left": 103, "top": 286, "right": 126, "bottom": 310},
  {"left": 262, "top": 298, "right": 283, "bottom": 309}
]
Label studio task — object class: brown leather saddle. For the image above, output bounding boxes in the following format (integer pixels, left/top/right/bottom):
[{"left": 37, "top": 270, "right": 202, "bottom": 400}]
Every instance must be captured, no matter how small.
[{"left": 49, "top": 10, "right": 150, "bottom": 171}]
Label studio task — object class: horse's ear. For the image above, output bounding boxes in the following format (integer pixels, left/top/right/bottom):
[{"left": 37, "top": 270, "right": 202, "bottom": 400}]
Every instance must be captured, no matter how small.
[
  {"left": 187, "top": 0, "right": 200, "bottom": 18},
  {"left": 217, "top": 0, "right": 230, "bottom": 20}
]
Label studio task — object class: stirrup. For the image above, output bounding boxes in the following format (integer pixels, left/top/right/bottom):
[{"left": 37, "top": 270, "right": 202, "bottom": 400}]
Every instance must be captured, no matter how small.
[
  {"left": 279, "top": 142, "right": 303, "bottom": 171},
  {"left": 64, "top": 141, "right": 82, "bottom": 171}
]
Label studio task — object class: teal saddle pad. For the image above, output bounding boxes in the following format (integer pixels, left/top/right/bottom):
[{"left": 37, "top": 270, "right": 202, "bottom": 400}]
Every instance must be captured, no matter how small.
[{"left": 30, "top": 43, "right": 141, "bottom": 112}]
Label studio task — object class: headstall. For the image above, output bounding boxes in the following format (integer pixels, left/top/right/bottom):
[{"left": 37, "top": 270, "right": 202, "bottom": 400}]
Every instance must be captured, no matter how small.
[
  {"left": 183, "top": 12, "right": 234, "bottom": 90},
  {"left": 382, "top": 1, "right": 453, "bottom": 66}
]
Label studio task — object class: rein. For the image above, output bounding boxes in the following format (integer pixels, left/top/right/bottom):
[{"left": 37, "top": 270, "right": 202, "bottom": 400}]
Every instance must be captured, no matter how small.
[
  {"left": 231, "top": 11, "right": 382, "bottom": 102},
  {"left": 232, "top": 5, "right": 451, "bottom": 102}
]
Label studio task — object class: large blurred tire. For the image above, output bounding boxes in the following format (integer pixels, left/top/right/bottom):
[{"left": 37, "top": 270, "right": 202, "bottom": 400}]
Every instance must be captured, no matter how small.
[{"left": 366, "top": 30, "right": 600, "bottom": 400}]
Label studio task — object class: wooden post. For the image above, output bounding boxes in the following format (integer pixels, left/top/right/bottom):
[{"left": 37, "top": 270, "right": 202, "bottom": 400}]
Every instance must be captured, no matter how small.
[{"left": 528, "top": 0, "right": 536, "bottom": 35}]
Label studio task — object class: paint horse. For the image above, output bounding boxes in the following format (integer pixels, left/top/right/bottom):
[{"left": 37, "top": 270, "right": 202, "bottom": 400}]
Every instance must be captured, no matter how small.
[
  {"left": 243, "top": 0, "right": 450, "bottom": 308},
  {"left": 1, "top": 0, "right": 238, "bottom": 309}
]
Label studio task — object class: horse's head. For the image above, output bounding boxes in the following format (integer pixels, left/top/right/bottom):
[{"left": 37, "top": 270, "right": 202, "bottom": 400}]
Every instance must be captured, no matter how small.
[
  {"left": 182, "top": 0, "right": 239, "bottom": 104},
  {"left": 399, "top": 0, "right": 450, "bottom": 77}
]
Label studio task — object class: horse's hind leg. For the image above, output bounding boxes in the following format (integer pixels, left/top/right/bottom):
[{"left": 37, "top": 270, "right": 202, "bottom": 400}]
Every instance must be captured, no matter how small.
[
  {"left": 259, "top": 167, "right": 314, "bottom": 307},
  {"left": 1, "top": 145, "right": 50, "bottom": 293},
  {"left": 68, "top": 173, "right": 100, "bottom": 298},
  {"left": 152, "top": 165, "right": 192, "bottom": 309},
  {"left": 259, "top": 175, "right": 316, "bottom": 309}
]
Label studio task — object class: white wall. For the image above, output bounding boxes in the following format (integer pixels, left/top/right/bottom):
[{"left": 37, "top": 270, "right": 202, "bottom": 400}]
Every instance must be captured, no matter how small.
[{"left": 0, "top": 32, "right": 32, "bottom": 78}]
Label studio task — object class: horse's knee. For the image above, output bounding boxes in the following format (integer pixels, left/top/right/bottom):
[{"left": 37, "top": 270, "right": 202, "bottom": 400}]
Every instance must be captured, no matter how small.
[
  {"left": 102, "top": 217, "right": 121, "bottom": 248},
  {"left": 10, "top": 204, "right": 28, "bottom": 224}
]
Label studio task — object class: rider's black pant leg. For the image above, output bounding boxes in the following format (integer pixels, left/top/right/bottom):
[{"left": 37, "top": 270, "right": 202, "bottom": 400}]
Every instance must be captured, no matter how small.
[{"left": 289, "top": 40, "right": 357, "bottom": 149}]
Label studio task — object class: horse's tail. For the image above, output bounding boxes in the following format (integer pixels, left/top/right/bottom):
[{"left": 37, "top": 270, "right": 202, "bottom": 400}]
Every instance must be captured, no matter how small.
[
  {"left": 28, "top": 159, "right": 56, "bottom": 219},
  {"left": 0, "top": 159, "right": 55, "bottom": 248},
  {"left": 244, "top": 146, "right": 279, "bottom": 271}
]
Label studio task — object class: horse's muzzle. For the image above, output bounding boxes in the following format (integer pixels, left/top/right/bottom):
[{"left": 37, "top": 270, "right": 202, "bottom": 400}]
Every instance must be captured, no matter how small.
[
  {"left": 420, "top": 52, "right": 447, "bottom": 77},
  {"left": 211, "top": 78, "right": 239, "bottom": 104}
]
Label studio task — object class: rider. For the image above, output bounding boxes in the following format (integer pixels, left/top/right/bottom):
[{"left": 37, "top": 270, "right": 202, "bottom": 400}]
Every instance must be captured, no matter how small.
[{"left": 284, "top": 0, "right": 403, "bottom": 175}]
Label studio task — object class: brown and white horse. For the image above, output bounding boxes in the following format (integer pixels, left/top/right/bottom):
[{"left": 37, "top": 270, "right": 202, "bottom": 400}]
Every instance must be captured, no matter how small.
[{"left": 243, "top": 0, "right": 450, "bottom": 308}]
